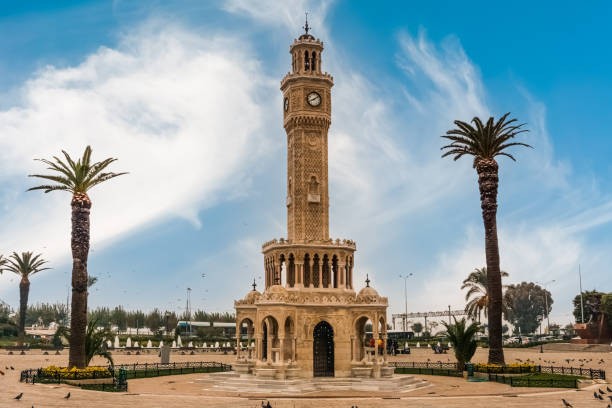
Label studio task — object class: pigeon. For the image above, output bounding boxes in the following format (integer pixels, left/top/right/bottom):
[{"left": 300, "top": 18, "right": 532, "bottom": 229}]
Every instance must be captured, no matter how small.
[
  {"left": 561, "top": 399, "right": 573, "bottom": 408},
  {"left": 10, "top": 366, "right": 14, "bottom": 370},
  {"left": 600, "top": 389, "right": 606, "bottom": 395},
  {"left": 595, "top": 392, "right": 601, "bottom": 399},
  {"left": 64, "top": 392, "right": 71, "bottom": 399},
  {"left": 14, "top": 393, "right": 23, "bottom": 400},
  {"left": 598, "top": 394, "right": 605, "bottom": 400},
  {"left": 0, "top": 370, "right": 4, "bottom": 375}
]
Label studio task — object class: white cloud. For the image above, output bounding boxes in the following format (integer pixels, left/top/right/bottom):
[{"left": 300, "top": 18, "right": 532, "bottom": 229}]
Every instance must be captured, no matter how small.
[{"left": 0, "top": 23, "right": 274, "bottom": 290}]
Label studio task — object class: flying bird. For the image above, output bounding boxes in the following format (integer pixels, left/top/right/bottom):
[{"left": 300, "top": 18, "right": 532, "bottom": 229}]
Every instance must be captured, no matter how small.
[
  {"left": 14, "top": 393, "right": 23, "bottom": 400},
  {"left": 64, "top": 392, "right": 71, "bottom": 399},
  {"left": 561, "top": 399, "right": 573, "bottom": 408}
]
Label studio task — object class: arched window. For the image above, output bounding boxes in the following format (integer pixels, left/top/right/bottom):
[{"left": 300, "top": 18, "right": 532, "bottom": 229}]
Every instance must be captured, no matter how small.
[
  {"left": 304, "top": 50, "right": 310, "bottom": 71},
  {"left": 311, "top": 51, "right": 317, "bottom": 71}
]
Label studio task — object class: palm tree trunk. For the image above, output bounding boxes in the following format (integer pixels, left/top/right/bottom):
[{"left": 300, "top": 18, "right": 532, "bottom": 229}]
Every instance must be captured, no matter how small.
[
  {"left": 68, "top": 192, "right": 91, "bottom": 368},
  {"left": 18, "top": 279, "right": 30, "bottom": 346},
  {"left": 476, "top": 158, "right": 505, "bottom": 365}
]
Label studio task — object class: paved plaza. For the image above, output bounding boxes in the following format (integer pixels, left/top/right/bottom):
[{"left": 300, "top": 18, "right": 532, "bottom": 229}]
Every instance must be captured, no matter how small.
[{"left": 1, "top": 347, "right": 609, "bottom": 407}]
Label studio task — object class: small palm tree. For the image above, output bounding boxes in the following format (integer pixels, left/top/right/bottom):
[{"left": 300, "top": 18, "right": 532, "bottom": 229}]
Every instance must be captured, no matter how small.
[
  {"left": 58, "top": 318, "right": 114, "bottom": 366},
  {"left": 462, "top": 267, "right": 509, "bottom": 322},
  {"left": 3, "top": 252, "right": 50, "bottom": 344},
  {"left": 441, "top": 317, "right": 480, "bottom": 372},
  {"left": 442, "top": 113, "right": 530, "bottom": 365},
  {"left": 28, "top": 146, "right": 126, "bottom": 368}
]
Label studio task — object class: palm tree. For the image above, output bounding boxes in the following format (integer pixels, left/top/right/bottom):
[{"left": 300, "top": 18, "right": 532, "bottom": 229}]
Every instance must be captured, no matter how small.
[
  {"left": 441, "top": 317, "right": 480, "bottom": 372},
  {"left": 28, "top": 146, "right": 127, "bottom": 368},
  {"left": 58, "top": 318, "right": 114, "bottom": 366},
  {"left": 441, "top": 113, "right": 530, "bottom": 365},
  {"left": 462, "top": 267, "right": 509, "bottom": 322},
  {"left": 3, "top": 252, "right": 50, "bottom": 344}
]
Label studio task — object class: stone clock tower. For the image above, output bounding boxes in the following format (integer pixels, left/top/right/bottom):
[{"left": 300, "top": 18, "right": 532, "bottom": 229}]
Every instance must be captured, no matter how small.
[
  {"left": 234, "top": 22, "right": 390, "bottom": 380},
  {"left": 280, "top": 25, "right": 333, "bottom": 243}
]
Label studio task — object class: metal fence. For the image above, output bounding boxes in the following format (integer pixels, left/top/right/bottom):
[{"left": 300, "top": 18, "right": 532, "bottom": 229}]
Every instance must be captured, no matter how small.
[
  {"left": 473, "top": 364, "right": 605, "bottom": 380},
  {"left": 113, "top": 361, "right": 232, "bottom": 379},
  {"left": 388, "top": 362, "right": 605, "bottom": 380},
  {"left": 388, "top": 361, "right": 458, "bottom": 370},
  {"left": 488, "top": 373, "right": 578, "bottom": 388}
]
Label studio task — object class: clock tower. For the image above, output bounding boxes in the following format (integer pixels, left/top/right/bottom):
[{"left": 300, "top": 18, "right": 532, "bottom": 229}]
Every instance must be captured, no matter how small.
[
  {"left": 234, "top": 21, "right": 392, "bottom": 380},
  {"left": 280, "top": 21, "right": 333, "bottom": 242}
]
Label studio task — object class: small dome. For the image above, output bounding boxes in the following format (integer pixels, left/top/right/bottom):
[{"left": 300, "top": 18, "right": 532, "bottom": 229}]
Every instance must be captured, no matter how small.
[
  {"left": 358, "top": 285, "right": 379, "bottom": 297},
  {"left": 298, "top": 33, "right": 315, "bottom": 41},
  {"left": 244, "top": 290, "right": 261, "bottom": 303}
]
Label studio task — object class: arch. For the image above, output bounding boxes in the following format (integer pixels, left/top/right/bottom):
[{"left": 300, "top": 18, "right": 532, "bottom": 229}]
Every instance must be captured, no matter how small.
[
  {"left": 353, "top": 315, "right": 373, "bottom": 361},
  {"left": 283, "top": 316, "right": 295, "bottom": 361},
  {"left": 322, "top": 254, "right": 330, "bottom": 288},
  {"left": 303, "top": 253, "right": 311, "bottom": 287},
  {"left": 277, "top": 254, "right": 285, "bottom": 286},
  {"left": 313, "top": 254, "right": 320, "bottom": 288},
  {"left": 313, "top": 321, "right": 334, "bottom": 377},
  {"left": 261, "top": 315, "right": 279, "bottom": 362},
  {"left": 311, "top": 51, "right": 317, "bottom": 71},
  {"left": 304, "top": 50, "right": 310, "bottom": 71},
  {"left": 288, "top": 253, "right": 296, "bottom": 287},
  {"left": 332, "top": 254, "right": 339, "bottom": 288}
]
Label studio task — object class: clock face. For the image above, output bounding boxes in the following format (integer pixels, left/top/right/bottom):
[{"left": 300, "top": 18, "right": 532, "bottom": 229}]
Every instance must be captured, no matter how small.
[
  {"left": 307, "top": 92, "right": 321, "bottom": 107},
  {"left": 284, "top": 97, "right": 289, "bottom": 112}
]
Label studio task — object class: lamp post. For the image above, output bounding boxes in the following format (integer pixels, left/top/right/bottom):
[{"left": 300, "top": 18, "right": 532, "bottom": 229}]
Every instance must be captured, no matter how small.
[
  {"left": 164, "top": 311, "right": 171, "bottom": 336},
  {"left": 536, "top": 279, "right": 555, "bottom": 334},
  {"left": 399, "top": 273, "right": 413, "bottom": 332}
]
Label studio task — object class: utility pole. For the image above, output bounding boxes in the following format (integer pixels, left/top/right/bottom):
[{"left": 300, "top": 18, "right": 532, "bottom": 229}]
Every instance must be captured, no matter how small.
[
  {"left": 399, "top": 274, "right": 413, "bottom": 332},
  {"left": 578, "top": 265, "right": 585, "bottom": 324},
  {"left": 536, "top": 279, "right": 555, "bottom": 333}
]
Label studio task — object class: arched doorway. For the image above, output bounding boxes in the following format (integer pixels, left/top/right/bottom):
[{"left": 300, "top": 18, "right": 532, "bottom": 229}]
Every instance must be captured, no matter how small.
[{"left": 313, "top": 321, "right": 334, "bottom": 377}]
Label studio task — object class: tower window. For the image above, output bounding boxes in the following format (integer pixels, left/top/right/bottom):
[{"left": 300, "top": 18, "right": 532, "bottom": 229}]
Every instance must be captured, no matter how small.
[
  {"left": 304, "top": 50, "right": 310, "bottom": 71},
  {"left": 311, "top": 52, "right": 316, "bottom": 71}
]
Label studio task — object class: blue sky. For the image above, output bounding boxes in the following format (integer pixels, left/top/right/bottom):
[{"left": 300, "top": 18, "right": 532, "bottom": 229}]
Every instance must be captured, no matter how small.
[{"left": 0, "top": 0, "right": 611, "bottom": 328}]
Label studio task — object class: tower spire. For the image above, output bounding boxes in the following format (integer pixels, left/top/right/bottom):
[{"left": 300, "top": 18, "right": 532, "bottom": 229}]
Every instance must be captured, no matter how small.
[{"left": 303, "top": 12, "right": 310, "bottom": 34}]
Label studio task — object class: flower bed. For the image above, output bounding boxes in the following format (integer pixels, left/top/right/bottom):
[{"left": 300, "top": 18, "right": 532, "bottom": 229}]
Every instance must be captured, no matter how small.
[{"left": 41, "top": 366, "right": 112, "bottom": 380}]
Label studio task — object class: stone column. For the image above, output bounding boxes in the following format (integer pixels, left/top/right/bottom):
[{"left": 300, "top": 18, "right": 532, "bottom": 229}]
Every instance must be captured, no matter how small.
[
  {"left": 267, "top": 331, "right": 273, "bottom": 362},
  {"left": 247, "top": 326, "right": 253, "bottom": 359},
  {"left": 350, "top": 335, "right": 355, "bottom": 361},
  {"left": 292, "top": 337, "right": 296, "bottom": 361},
  {"left": 255, "top": 333, "right": 262, "bottom": 361},
  {"left": 236, "top": 334, "right": 241, "bottom": 359},
  {"left": 382, "top": 334, "right": 388, "bottom": 363},
  {"left": 279, "top": 336, "right": 285, "bottom": 362},
  {"left": 338, "top": 262, "right": 346, "bottom": 289}
]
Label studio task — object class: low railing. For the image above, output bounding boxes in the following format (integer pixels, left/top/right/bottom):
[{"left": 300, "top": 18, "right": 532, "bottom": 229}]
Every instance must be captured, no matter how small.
[
  {"left": 488, "top": 373, "right": 578, "bottom": 388},
  {"left": 389, "top": 361, "right": 458, "bottom": 369},
  {"left": 111, "top": 361, "right": 232, "bottom": 380},
  {"left": 388, "top": 361, "right": 605, "bottom": 380},
  {"left": 473, "top": 364, "right": 605, "bottom": 379}
]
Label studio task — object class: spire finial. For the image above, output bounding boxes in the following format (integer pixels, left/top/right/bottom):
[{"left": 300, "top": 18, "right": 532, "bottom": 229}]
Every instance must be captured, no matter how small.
[
  {"left": 252, "top": 278, "right": 257, "bottom": 291},
  {"left": 365, "top": 274, "right": 370, "bottom": 287},
  {"left": 303, "top": 12, "right": 310, "bottom": 34}
]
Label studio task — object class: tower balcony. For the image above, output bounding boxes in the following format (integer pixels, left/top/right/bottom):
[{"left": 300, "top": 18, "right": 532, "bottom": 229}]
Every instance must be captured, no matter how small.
[{"left": 261, "top": 238, "right": 356, "bottom": 291}]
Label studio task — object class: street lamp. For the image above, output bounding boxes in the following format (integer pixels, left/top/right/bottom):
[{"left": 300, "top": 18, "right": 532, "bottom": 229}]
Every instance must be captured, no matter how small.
[
  {"left": 536, "top": 279, "right": 555, "bottom": 334},
  {"left": 399, "top": 274, "right": 413, "bottom": 332}
]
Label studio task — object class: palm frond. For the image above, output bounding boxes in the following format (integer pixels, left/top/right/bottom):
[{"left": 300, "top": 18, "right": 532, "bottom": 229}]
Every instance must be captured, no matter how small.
[
  {"left": 3, "top": 252, "right": 50, "bottom": 278},
  {"left": 28, "top": 146, "right": 127, "bottom": 195},
  {"left": 441, "top": 113, "right": 531, "bottom": 162}
]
